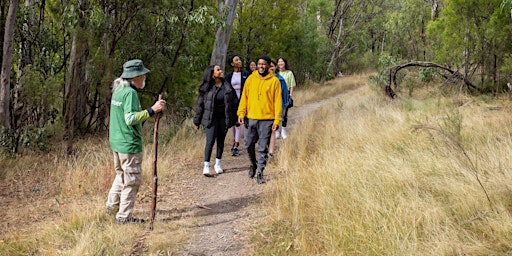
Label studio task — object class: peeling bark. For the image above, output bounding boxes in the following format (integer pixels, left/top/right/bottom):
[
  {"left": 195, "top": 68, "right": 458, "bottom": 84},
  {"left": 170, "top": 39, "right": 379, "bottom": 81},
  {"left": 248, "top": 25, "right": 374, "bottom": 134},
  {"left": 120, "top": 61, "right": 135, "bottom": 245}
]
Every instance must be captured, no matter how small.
[{"left": 0, "top": 0, "right": 20, "bottom": 129}]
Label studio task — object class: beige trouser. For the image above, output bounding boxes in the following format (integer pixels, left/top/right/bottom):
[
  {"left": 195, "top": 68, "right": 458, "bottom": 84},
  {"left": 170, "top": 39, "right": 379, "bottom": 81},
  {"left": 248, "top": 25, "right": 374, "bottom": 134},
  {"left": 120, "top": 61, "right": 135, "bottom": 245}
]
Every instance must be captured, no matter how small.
[{"left": 106, "top": 152, "right": 143, "bottom": 220}]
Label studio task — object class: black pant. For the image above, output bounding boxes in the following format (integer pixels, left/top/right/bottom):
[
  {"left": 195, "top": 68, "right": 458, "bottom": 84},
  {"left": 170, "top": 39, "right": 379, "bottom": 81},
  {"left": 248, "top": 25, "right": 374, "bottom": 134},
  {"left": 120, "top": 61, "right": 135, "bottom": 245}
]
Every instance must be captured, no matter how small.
[
  {"left": 204, "top": 116, "right": 227, "bottom": 162},
  {"left": 282, "top": 106, "right": 290, "bottom": 127}
]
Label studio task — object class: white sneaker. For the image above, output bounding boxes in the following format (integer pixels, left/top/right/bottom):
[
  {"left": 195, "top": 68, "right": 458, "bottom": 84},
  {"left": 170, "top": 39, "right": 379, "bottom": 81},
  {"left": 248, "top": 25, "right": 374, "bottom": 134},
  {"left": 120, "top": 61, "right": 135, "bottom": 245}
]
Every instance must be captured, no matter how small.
[
  {"left": 214, "top": 164, "right": 223, "bottom": 174},
  {"left": 276, "top": 130, "right": 281, "bottom": 139},
  {"left": 281, "top": 127, "right": 287, "bottom": 139},
  {"left": 214, "top": 158, "right": 223, "bottom": 174},
  {"left": 203, "top": 162, "right": 212, "bottom": 176}
]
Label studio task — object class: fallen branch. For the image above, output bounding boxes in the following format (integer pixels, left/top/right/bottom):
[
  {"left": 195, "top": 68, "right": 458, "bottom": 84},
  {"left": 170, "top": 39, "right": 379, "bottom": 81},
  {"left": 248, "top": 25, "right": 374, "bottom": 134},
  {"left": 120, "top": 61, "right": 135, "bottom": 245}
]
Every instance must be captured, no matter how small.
[{"left": 385, "top": 61, "right": 480, "bottom": 98}]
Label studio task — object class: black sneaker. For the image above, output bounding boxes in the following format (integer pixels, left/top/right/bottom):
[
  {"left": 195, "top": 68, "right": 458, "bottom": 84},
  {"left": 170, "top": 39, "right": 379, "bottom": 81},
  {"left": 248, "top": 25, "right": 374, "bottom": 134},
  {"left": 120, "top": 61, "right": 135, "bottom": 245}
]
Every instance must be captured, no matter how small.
[
  {"left": 257, "top": 171, "right": 265, "bottom": 184},
  {"left": 116, "top": 216, "right": 146, "bottom": 225},
  {"left": 248, "top": 164, "right": 256, "bottom": 178},
  {"left": 232, "top": 147, "right": 240, "bottom": 156}
]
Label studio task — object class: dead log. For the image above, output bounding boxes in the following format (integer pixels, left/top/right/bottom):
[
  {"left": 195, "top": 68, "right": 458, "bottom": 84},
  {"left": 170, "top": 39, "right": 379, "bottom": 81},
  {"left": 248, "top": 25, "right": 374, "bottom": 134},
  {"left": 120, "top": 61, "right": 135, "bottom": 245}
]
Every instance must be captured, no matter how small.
[{"left": 385, "top": 61, "right": 479, "bottom": 98}]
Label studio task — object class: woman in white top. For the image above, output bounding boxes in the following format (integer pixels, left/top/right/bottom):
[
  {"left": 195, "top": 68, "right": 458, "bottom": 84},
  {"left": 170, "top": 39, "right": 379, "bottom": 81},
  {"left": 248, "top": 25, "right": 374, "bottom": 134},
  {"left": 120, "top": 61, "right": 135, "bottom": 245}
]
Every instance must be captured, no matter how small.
[
  {"left": 277, "top": 57, "right": 296, "bottom": 139},
  {"left": 225, "top": 55, "right": 250, "bottom": 156}
]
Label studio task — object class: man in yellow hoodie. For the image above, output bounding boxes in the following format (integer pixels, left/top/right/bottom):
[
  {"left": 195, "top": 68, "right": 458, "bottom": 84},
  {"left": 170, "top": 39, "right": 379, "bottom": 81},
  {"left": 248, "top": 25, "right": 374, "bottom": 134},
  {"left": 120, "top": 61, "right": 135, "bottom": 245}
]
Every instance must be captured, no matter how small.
[{"left": 237, "top": 55, "right": 282, "bottom": 184}]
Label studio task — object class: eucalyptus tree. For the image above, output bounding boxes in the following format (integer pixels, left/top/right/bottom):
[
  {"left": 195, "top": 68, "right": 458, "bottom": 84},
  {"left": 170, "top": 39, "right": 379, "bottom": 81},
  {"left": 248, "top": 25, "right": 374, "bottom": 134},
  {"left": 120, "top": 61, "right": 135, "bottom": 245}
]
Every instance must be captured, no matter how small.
[
  {"left": 424, "top": 0, "right": 439, "bottom": 20},
  {"left": 211, "top": 0, "right": 238, "bottom": 71},
  {"left": 383, "top": 0, "right": 432, "bottom": 61},
  {"left": 61, "top": 0, "right": 219, "bottom": 152},
  {"left": 311, "top": 0, "right": 391, "bottom": 83},
  {"left": 321, "top": 0, "right": 369, "bottom": 84},
  {"left": 0, "top": 0, "right": 20, "bottom": 129},
  {"left": 230, "top": 0, "right": 316, "bottom": 82},
  {"left": 0, "top": 0, "right": 222, "bottom": 154},
  {"left": 427, "top": 0, "right": 512, "bottom": 93},
  {"left": 63, "top": 0, "right": 92, "bottom": 153}
]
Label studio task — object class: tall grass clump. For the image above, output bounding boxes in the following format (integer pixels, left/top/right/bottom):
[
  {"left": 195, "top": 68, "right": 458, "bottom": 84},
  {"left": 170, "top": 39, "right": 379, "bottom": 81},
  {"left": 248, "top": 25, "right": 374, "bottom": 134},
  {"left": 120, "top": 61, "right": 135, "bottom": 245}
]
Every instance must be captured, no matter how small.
[
  {"left": 0, "top": 200, "right": 142, "bottom": 255},
  {"left": 0, "top": 117, "right": 199, "bottom": 254},
  {"left": 295, "top": 74, "right": 370, "bottom": 105},
  {"left": 256, "top": 83, "right": 512, "bottom": 255}
]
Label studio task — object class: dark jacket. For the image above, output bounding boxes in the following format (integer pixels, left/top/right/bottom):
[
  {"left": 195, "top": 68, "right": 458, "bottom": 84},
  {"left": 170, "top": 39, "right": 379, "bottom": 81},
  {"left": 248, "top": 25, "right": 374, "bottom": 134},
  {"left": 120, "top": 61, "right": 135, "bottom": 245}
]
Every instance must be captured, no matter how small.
[
  {"left": 194, "top": 81, "right": 239, "bottom": 129},
  {"left": 225, "top": 70, "right": 251, "bottom": 97}
]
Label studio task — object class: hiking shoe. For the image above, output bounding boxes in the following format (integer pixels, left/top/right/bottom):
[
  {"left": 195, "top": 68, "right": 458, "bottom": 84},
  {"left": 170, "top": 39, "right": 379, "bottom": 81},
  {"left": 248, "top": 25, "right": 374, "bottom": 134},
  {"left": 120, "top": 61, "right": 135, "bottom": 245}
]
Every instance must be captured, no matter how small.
[
  {"left": 257, "top": 171, "right": 266, "bottom": 184},
  {"left": 248, "top": 164, "right": 256, "bottom": 179},
  {"left": 232, "top": 147, "right": 240, "bottom": 156},
  {"left": 116, "top": 216, "right": 146, "bottom": 225},
  {"left": 106, "top": 206, "right": 118, "bottom": 216}
]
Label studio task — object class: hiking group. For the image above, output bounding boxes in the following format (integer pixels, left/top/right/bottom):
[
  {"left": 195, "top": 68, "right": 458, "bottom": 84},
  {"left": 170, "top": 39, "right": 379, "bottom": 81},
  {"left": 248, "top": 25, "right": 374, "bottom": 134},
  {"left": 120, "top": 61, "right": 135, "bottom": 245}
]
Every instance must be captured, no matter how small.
[
  {"left": 194, "top": 55, "right": 295, "bottom": 184},
  {"left": 106, "top": 56, "right": 296, "bottom": 224}
]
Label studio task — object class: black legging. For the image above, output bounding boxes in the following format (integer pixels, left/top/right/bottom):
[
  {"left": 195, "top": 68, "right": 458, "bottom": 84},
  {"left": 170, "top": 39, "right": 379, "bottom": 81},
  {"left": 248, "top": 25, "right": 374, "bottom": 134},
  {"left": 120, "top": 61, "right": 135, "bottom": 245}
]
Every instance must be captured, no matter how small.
[
  {"left": 282, "top": 106, "right": 290, "bottom": 127},
  {"left": 204, "top": 116, "right": 227, "bottom": 162}
]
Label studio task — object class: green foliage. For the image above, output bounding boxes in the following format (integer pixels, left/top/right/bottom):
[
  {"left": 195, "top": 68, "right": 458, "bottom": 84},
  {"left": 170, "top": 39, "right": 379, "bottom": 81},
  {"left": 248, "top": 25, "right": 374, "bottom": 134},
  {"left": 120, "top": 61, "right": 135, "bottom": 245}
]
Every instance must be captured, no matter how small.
[
  {"left": 21, "top": 127, "right": 52, "bottom": 153},
  {"left": 5, "top": 0, "right": 512, "bottom": 151},
  {"left": 427, "top": 1, "right": 506, "bottom": 69},
  {"left": 0, "top": 126, "right": 51, "bottom": 156},
  {"left": 369, "top": 53, "right": 402, "bottom": 88},
  {"left": 439, "top": 109, "right": 463, "bottom": 147},
  {"left": 342, "top": 50, "right": 379, "bottom": 74},
  {"left": 384, "top": 0, "right": 431, "bottom": 61},
  {"left": 230, "top": 0, "right": 321, "bottom": 82},
  {"left": 419, "top": 67, "right": 436, "bottom": 83},
  {"left": 501, "top": 54, "right": 512, "bottom": 82},
  {"left": 0, "top": 127, "right": 18, "bottom": 157},
  {"left": 20, "top": 65, "right": 61, "bottom": 104}
]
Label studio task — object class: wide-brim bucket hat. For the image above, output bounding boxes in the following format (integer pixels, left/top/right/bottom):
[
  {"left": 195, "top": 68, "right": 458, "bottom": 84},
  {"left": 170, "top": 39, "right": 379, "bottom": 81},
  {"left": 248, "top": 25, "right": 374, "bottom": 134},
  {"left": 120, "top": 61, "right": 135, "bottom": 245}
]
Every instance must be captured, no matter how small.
[{"left": 121, "top": 59, "right": 150, "bottom": 79}]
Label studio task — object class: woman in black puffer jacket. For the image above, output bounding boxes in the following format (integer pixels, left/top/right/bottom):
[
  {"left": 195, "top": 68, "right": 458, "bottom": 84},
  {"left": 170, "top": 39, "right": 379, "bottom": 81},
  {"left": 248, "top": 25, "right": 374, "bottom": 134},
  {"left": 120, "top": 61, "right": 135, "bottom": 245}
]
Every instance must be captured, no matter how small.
[{"left": 194, "top": 65, "right": 239, "bottom": 177}]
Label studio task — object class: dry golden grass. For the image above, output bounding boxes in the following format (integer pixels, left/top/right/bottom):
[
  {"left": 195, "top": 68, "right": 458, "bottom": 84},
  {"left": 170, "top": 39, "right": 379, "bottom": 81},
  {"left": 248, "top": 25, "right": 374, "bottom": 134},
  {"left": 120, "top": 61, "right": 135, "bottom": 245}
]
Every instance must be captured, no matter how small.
[
  {"left": 253, "top": 81, "right": 512, "bottom": 255},
  {"left": 3, "top": 75, "right": 512, "bottom": 255},
  {"left": 294, "top": 75, "right": 371, "bottom": 105},
  {"left": 0, "top": 123, "right": 198, "bottom": 255}
]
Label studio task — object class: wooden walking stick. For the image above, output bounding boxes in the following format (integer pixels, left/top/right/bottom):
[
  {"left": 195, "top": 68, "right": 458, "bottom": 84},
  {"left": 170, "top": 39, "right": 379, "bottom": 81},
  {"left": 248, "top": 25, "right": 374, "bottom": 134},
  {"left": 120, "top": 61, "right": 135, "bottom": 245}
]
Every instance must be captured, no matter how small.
[{"left": 147, "top": 94, "right": 162, "bottom": 231}]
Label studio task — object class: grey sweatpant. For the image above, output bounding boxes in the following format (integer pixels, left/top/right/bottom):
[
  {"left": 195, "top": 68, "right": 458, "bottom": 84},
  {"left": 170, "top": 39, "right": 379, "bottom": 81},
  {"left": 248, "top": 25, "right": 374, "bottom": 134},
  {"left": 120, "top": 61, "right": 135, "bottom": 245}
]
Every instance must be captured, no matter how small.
[{"left": 244, "top": 119, "right": 273, "bottom": 172}]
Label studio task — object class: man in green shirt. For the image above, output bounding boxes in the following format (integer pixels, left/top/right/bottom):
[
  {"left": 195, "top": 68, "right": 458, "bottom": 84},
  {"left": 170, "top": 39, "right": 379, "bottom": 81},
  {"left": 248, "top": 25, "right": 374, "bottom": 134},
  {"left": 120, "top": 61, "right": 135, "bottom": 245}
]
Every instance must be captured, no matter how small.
[{"left": 106, "top": 59, "right": 165, "bottom": 224}]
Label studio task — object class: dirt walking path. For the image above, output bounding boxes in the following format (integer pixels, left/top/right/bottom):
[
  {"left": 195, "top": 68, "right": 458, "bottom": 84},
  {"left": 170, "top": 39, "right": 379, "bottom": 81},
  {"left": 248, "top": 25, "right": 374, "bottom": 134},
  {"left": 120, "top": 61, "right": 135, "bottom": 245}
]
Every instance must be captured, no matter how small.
[{"left": 141, "top": 84, "right": 366, "bottom": 255}]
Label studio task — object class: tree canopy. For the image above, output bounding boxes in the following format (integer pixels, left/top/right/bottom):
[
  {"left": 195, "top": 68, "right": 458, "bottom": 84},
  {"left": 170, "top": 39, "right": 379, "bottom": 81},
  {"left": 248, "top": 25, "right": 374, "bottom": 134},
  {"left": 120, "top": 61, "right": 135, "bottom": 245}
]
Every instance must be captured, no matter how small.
[{"left": 1, "top": 0, "right": 511, "bottom": 154}]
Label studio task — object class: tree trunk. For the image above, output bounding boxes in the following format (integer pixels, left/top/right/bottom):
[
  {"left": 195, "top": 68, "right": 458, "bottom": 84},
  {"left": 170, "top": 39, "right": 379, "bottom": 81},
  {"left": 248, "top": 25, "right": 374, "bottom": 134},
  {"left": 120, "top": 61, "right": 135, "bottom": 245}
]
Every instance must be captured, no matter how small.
[
  {"left": 0, "top": 1, "right": 7, "bottom": 67},
  {"left": 323, "top": 7, "right": 344, "bottom": 86},
  {"left": 210, "top": 0, "right": 238, "bottom": 70},
  {"left": 13, "top": 0, "right": 37, "bottom": 129},
  {"left": 424, "top": 0, "right": 439, "bottom": 20},
  {"left": 64, "top": 0, "right": 90, "bottom": 154},
  {"left": 0, "top": 0, "right": 20, "bottom": 129}
]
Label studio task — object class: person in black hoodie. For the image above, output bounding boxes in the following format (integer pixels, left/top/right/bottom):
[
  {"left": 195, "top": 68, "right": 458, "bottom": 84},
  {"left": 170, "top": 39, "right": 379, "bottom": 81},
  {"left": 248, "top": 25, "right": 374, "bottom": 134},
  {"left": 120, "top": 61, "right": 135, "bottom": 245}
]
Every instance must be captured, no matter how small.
[
  {"left": 194, "top": 65, "right": 239, "bottom": 177},
  {"left": 225, "top": 55, "right": 250, "bottom": 156}
]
